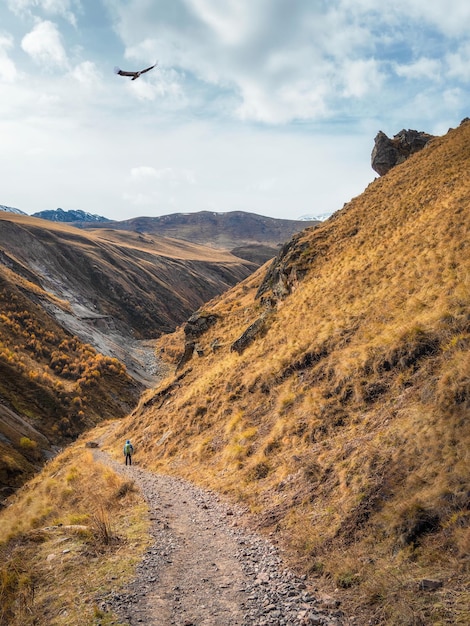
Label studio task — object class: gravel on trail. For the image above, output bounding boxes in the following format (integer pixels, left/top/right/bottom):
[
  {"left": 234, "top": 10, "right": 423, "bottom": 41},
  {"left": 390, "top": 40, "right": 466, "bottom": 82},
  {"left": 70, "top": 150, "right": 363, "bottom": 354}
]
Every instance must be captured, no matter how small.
[{"left": 95, "top": 452, "right": 347, "bottom": 626}]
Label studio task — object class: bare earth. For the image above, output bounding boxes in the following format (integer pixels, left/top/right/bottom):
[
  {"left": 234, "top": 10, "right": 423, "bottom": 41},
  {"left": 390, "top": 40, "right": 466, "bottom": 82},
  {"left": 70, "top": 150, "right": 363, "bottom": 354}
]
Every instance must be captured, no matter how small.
[{"left": 95, "top": 451, "right": 347, "bottom": 626}]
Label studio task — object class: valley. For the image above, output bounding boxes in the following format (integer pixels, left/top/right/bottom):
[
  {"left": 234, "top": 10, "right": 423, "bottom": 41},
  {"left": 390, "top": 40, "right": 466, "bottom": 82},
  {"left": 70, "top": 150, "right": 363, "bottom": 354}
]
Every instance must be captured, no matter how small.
[{"left": 0, "top": 120, "right": 469, "bottom": 625}]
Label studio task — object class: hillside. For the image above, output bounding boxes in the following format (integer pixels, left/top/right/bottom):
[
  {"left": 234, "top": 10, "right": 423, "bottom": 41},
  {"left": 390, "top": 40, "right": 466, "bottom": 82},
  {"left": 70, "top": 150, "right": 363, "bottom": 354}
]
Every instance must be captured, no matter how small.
[
  {"left": 102, "top": 119, "right": 469, "bottom": 623},
  {"left": 0, "top": 216, "right": 256, "bottom": 498},
  {"left": 1, "top": 119, "right": 469, "bottom": 625},
  {"left": 82, "top": 210, "right": 321, "bottom": 263}
]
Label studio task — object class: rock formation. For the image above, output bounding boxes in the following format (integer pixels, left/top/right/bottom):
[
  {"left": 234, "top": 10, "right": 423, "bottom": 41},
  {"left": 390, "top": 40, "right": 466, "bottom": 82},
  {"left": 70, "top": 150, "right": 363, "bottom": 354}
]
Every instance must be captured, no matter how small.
[{"left": 371, "top": 129, "right": 435, "bottom": 176}]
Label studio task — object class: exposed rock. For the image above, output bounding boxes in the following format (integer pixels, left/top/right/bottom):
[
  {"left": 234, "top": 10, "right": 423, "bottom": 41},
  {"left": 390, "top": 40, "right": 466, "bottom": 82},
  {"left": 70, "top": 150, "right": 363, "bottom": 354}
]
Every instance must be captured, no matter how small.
[
  {"left": 418, "top": 578, "right": 443, "bottom": 591},
  {"left": 255, "top": 233, "right": 309, "bottom": 304},
  {"left": 175, "top": 313, "right": 220, "bottom": 370},
  {"left": 184, "top": 312, "right": 219, "bottom": 339},
  {"left": 85, "top": 441, "right": 99, "bottom": 448},
  {"left": 176, "top": 341, "right": 196, "bottom": 372},
  {"left": 231, "top": 315, "right": 269, "bottom": 355},
  {"left": 371, "top": 129, "right": 435, "bottom": 176}
]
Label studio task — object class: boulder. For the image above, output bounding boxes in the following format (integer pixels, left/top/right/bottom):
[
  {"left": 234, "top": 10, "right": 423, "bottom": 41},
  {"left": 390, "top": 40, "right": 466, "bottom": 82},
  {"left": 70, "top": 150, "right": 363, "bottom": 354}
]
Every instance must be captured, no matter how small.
[
  {"left": 371, "top": 129, "right": 435, "bottom": 176},
  {"left": 184, "top": 312, "right": 219, "bottom": 339}
]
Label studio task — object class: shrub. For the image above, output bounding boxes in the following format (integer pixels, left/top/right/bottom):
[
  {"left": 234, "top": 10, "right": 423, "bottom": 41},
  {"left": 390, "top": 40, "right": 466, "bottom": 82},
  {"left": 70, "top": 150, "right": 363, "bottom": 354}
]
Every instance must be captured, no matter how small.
[{"left": 19, "top": 437, "right": 37, "bottom": 450}]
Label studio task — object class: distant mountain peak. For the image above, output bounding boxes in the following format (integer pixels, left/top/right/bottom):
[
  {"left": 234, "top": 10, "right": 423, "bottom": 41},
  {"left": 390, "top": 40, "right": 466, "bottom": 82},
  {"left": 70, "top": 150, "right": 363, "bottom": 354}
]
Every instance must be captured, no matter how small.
[
  {"left": 0, "top": 204, "right": 27, "bottom": 215},
  {"left": 32, "top": 208, "right": 110, "bottom": 223}
]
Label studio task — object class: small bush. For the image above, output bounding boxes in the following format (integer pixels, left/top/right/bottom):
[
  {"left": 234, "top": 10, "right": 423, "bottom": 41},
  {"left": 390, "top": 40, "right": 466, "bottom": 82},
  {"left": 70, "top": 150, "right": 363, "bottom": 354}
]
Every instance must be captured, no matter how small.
[
  {"left": 90, "top": 505, "right": 116, "bottom": 546},
  {"left": 19, "top": 437, "right": 37, "bottom": 450}
]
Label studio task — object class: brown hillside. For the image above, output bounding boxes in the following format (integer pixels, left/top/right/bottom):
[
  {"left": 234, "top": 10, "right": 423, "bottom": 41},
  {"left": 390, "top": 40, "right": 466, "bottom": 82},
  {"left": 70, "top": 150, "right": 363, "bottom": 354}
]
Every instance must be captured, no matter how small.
[
  {"left": 0, "top": 267, "right": 141, "bottom": 500},
  {"left": 0, "top": 216, "right": 256, "bottom": 499},
  {"left": 108, "top": 120, "right": 470, "bottom": 624},
  {"left": 83, "top": 210, "right": 320, "bottom": 263},
  {"left": 0, "top": 215, "right": 256, "bottom": 339}
]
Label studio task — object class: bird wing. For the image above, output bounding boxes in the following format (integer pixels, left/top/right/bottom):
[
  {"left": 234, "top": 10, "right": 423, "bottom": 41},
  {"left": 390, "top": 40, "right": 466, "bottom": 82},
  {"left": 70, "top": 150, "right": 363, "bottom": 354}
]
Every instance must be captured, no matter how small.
[{"left": 139, "top": 61, "right": 158, "bottom": 74}]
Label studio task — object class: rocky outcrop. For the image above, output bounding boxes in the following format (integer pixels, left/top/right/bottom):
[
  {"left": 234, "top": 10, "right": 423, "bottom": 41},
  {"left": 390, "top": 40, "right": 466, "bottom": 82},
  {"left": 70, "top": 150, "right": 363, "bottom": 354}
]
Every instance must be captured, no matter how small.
[
  {"left": 371, "top": 129, "right": 435, "bottom": 176},
  {"left": 230, "top": 313, "right": 267, "bottom": 354},
  {"left": 176, "top": 312, "right": 219, "bottom": 370},
  {"left": 183, "top": 312, "right": 219, "bottom": 339}
]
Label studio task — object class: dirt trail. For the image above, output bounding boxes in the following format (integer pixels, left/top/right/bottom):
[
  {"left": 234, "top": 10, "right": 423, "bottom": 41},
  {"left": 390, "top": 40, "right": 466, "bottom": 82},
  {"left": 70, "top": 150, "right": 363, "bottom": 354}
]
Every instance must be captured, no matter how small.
[{"left": 95, "top": 452, "right": 346, "bottom": 626}]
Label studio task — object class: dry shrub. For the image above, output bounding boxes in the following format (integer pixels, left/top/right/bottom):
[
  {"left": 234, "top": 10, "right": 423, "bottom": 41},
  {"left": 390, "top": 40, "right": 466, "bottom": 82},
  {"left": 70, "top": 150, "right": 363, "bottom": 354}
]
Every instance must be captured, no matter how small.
[
  {"left": 89, "top": 505, "right": 116, "bottom": 547},
  {"left": 115, "top": 479, "right": 137, "bottom": 499}
]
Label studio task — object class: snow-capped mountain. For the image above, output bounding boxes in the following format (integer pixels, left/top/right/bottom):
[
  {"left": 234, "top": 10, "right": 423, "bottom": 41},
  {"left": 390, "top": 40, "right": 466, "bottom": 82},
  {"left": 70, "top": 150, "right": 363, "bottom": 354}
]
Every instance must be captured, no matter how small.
[
  {"left": 31, "top": 208, "right": 110, "bottom": 223},
  {"left": 0, "top": 204, "right": 27, "bottom": 215},
  {"left": 298, "top": 212, "right": 333, "bottom": 222}
]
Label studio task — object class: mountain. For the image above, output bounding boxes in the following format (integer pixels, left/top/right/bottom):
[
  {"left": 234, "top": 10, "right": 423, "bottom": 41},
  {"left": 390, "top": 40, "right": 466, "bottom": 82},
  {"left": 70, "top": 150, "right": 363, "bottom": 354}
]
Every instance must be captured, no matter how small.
[
  {"left": 82, "top": 210, "right": 321, "bottom": 264},
  {"left": 31, "top": 207, "right": 110, "bottom": 223},
  {"left": 103, "top": 119, "right": 468, "bottom": 623},
  {"left": 1, "top": 119, "right": 469, "bottom": 624},
  {"left": 0, "top": 214, "right": 256, "bottom": 497},
  {"left": 0, "top": 204, "right": 27, "bottom": 215}
]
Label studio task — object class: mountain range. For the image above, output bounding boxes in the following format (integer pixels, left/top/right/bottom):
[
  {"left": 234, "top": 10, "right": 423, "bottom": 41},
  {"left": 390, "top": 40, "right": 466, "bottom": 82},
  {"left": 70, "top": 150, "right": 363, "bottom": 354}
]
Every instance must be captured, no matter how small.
[
  {"left": 1, "top": 205, "right": 321, "bottom": 264},
  {"left": 0, "top": 119, "right": 469, "bottom": 625}
]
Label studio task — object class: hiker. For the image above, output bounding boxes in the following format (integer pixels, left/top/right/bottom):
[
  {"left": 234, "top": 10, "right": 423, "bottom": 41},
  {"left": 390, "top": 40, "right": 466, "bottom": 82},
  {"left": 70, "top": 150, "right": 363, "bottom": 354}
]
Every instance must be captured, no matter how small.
[{"left": 123, "top": 439, "right": 134, "bottom": 465}]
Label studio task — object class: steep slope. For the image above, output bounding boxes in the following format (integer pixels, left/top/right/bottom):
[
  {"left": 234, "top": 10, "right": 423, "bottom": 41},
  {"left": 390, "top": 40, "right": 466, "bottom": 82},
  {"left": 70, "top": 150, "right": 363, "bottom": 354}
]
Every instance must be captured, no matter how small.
[
  {"left": 108, "top": 119, "right": 470, "bottom": 624},
  {"left": 0, "top": 267, "right": 141, "bottom": 500},
  {"left": 83, "top": 210, "right": 321, "bottom": 263},
  {"left": 0, "top": 216, "right": 256, "bottom": 342},
  {"left": 0, "top": 216, "right": 256, "bottom": 498}
]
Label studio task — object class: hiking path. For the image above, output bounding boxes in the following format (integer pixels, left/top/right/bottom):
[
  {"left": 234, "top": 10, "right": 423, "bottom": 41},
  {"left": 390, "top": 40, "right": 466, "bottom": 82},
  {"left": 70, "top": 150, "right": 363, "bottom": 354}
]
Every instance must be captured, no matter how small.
[{"left": 94, "top": 451, "right": 349, "bottom": 626}]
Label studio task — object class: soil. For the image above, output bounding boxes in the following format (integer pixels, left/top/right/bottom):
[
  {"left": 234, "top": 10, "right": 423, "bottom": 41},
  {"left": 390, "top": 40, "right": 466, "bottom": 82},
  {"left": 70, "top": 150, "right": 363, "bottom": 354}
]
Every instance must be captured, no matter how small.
[{"left": 95, "top": 451, "right": 349, "bottom": 626}]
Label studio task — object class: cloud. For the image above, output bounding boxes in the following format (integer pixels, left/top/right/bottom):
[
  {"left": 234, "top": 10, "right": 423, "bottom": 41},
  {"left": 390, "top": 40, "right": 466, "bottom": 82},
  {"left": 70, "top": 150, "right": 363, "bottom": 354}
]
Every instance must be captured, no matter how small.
[
  {"left": 70, "top": 60, "right": 100, "bottom": 86},
  {"left": 342, "top": 59, "right": 385, "bottom": 98},
  {"left": 107, "top": 0, "right": 450, "bottom": 124},
  {"left": 21, "top": 20, "right": 68, "bottom": 69},
  {"left": 0, "top": 33, "right": 18, "bottom": 82},
  {"left": 394, "top": 57, "right": 443, "bottom": 81},
  {"left": 130, "top": 166, "right": 196, "bottom": 185},
  {"left": 446, "top": 43, "right": 470, "bottom": 82},
  {"left": 8, "top": 0, "right": 79, "bottom": 27}
]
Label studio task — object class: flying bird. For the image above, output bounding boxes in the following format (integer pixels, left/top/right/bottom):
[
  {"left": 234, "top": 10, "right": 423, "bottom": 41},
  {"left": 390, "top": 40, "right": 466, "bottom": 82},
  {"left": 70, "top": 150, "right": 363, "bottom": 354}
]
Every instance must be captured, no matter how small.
[{"left": 114, "top": 61, "right": 158, "bottom": 80}]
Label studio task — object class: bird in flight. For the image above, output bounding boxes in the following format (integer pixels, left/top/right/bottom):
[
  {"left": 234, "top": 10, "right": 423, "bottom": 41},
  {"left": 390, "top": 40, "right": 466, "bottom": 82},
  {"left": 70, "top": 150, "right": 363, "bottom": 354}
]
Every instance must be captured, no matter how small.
[{"left": 114, "top": 61, "right": 158, "bottom": 80}]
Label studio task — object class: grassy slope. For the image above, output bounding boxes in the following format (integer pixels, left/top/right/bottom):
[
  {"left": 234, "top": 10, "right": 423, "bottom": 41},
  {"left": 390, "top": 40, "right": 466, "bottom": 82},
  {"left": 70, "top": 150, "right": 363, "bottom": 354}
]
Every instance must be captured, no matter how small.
[
  {"left": 0, "top": 216, "right": 257, "bottom": 496},
  {"left": 106, "top": 121, "right": 470, "bottom": 624},
  {"left": 0, "top": 267, "right": 141, "bottom": 498},
  {"left": 0, "top": 426, "right": 149, "bottom": 626},
  {"left": 1, "top": 121, "right": 468, "bottom": 625}
]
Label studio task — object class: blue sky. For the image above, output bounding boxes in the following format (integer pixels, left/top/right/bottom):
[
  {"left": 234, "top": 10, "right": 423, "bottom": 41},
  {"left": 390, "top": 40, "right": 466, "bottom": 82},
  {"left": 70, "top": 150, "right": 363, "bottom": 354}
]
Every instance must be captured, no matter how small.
[{"left": 0, "top": 1, "right": 469, "bottom": 221}]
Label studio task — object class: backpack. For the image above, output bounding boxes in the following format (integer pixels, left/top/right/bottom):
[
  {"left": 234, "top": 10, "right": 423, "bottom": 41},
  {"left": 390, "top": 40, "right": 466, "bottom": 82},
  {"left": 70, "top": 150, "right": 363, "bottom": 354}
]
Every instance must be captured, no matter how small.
[{"left": 124, "top": 442, "right": 133, "bottom": 455}]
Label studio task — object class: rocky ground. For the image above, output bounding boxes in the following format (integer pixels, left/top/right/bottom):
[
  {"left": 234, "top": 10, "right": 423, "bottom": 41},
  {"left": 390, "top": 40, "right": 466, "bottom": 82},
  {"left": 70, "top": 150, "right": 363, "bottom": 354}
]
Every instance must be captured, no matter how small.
[{"left": 95, "top": 452, "right": 349, "bottom": 626}]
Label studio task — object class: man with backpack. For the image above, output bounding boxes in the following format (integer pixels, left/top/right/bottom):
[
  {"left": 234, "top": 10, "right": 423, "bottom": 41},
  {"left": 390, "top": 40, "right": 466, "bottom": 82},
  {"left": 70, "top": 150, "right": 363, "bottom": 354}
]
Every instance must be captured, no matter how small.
[{"left": 123, "top": 439, "right": 134, "bottom": 465}]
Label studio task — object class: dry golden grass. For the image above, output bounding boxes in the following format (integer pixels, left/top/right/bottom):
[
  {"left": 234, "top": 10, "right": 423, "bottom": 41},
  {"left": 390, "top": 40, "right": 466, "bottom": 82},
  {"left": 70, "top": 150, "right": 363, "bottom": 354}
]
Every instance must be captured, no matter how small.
[
  {"left": 0, "top": 428, "right": 150, "bottom": 626},
  {"left": 104, "top": 121, "right": 470, "bottom": 624}
]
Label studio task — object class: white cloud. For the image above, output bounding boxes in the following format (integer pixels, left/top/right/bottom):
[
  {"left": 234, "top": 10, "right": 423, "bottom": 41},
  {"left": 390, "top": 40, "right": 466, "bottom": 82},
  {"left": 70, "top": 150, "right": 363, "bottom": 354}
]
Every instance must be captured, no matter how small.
[
  {"left": 186, "top": 0, "right": 253, "bottom": 46},
  {"left": 70, "top": 60, "right": 100, "bottom": 86},
  {"left": 8, "top": 0, "right": 79, "bottom": 27},
  {"left": 0, "top": 33, "right": 18, "bottom": 82},
  {"left": 394, "top": 57, "right": 443, "bottom": 81},
  {"left": 130, "top": 166, "right": 196, "bottom": 185},
  {"left": 342, "top": 59, "right": 384, "bottom": 98},
  {"left": 446, "top": 43, "right": 470, "bottom": 82},
  {"left": 21, "top": 20, "right": 68, "bottom": 69},
  {"left": 130, "top": 166, "right": 159, "bottom": 181}
]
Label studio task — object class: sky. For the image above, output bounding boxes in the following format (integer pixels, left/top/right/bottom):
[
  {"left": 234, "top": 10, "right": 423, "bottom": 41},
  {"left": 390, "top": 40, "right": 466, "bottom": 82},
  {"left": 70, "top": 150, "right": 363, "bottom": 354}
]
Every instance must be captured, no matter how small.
[{"left": 0, "top": 1, "right": 469, "bottom": 222}]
